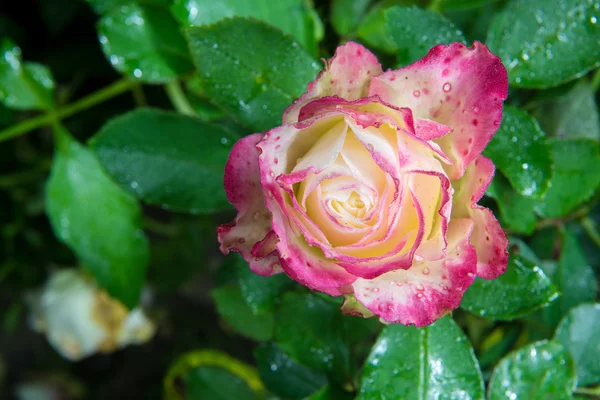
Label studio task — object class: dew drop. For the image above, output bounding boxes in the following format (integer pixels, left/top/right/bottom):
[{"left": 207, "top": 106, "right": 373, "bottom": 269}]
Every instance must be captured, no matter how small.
[
  {"left": 417, "top": 293, "right": 423, "bottom": 299},
  {"left": 442, "top": 82, "right": 452, "bottom": 92},
  {"left": 413, "top": 90, "right": 421, "bottom": 97},
  {"left": 416, "top": 284, "right": 424, "bottom": 291},
  {"left": 422, "top": 267, "right": 430, "bottom": 275},
  {"left": 522, "top": 163, "right": 529, "bottom": 170}
]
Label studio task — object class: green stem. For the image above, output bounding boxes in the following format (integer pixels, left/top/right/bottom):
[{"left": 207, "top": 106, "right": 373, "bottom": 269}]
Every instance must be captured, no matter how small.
[
  {"left": 575, "top": 386, "right": 600, "bottom": 396},
  {"left": 581, "top": 216, "right": 600, "bottom": 248},
  {"left": 0, "top": 79, "right": 136, "bottom": 144},
  {"left": 165, "top": 80, "right": 196, "bottom": 117},
  {"left": 591, "top": 68, "right": 600, "bottom": 93},
  {"left": 131, "top": 83, "right": 148, "bottom": 106},
  {"left": 534, "top": 206, "right": 590, "bottom": 230}
]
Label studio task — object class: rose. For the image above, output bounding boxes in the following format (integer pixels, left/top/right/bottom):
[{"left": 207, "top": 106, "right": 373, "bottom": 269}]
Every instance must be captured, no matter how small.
[
  {"left": 218, "top": 41, "right": 509, "bottom": 326},
  {"left": 28, "top": 269, "right": 155, "bottom": 360}
]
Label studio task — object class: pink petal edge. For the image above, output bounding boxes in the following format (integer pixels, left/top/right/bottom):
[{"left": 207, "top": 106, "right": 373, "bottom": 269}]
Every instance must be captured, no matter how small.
[
  {"left": 217, "top": 133, "right": 282, "bottom": 276},
  {"left": 369, "top": 41, "right": 508, "bottom": 179},
  {"left": 283, "top": 42, "right": 383, "bottom": 124}
]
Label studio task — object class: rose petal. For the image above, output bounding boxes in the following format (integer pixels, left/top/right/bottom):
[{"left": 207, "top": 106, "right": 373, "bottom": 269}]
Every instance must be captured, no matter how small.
[
  {"left": 258, "top": 121, "right": 358, "bottom": 294},
  {"left": 414, "top": 118, "right": 453, "bottom": 141},
  {"left": 217, "top": 133, "right": 282, "bottom": 276},
  {"left": 352, "top": 218, "right": 477, "bottom": 327},
  {"left": 369, "top": 41, "right": 508, "bottom": 179},
  {"left": 452, "top": 155, "right": 508, "bottom": 279},
  {"left": 283, "top": 42, "right": 382, "bottom": 123}
]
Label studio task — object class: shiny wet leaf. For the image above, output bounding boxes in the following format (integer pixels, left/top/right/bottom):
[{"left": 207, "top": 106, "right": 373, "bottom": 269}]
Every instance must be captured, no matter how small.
[
  {"left": 90, "top": 108, "right": 235, "bottom": 214},
  {"left": 488, "top": 341, "right": 576, "bottom": 399},
  {"left": 357, "top": 316, "right": 484, "bottom": 400},
  {"left": 186, "top": 17, "right": 320, "bottom": 132}
]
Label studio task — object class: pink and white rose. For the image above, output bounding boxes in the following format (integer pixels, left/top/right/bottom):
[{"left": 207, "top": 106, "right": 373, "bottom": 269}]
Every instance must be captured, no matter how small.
[{"left": 218, "top": 41, "right": 509, "bottom": 326}]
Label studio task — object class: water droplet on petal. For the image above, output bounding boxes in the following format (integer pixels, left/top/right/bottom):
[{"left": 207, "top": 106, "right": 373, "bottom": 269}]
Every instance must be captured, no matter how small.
[
  {"left": 443, "top": 82, "right": 452, "bottom": 92},
  {"left": 413, "top": 90, "right": 421, "bottom": 97}
]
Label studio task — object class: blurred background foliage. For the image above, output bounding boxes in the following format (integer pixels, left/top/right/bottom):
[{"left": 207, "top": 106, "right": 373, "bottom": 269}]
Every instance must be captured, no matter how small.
[{"left": 0, "top": 0, "right": 599, "bottom": 399}]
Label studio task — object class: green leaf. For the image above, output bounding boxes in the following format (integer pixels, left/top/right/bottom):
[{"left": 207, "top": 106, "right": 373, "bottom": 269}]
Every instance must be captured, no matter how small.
[
  {"left": 0, "top": 39, "right": 55, "bottom": 110},
  {"left": 97, "top": 3, "right": 193, "bottom": 82},
  {"left": 148, "top": 216, "right": 213, "bottom": 292},
  {"left": 539, "top": 229, "right": 598, "bottom": 328},
  {"left": 236, "top": 256, "right": 295, "bottom": 314},
  {"left": 386, "top": 5, "right": 466, "bottom": 65},
  {"left": 186, "top": 18, "right": 320, "bottom": 132},
  {"left": 357, "top": 4, "right": 398, "bottom": 54},
  {"left": 187, "top": 366, "right": 257, "bottom": 400},
  {"left": 254, "top": 342, "right": 328, "bottom": 399},
  {"left": 488, "top": 341, "right": 576, "bottom": 399},
  {"left": 330, "top": 0, "right": 373, "bottom": 36},
  {"left": 172, "top": 0, "right": 322, "bottom": 55},
  {"left": 487, "top": 0, "right": 600, "bottom": 88},
  {"left": 460, "top": 254, "right": 558, "bottom": 320},
  {"left": 555, "top": 303, "right": 600, "bottom": 387},
  {"left": 486, "top": 173, "right": 538, "bottom": 235},
  {"left": 436, "top": 0, "right": 497, "bottom": 10},
  {"left": 357, "top": 316, "right": 484, "bottom": 400},
  {"left": 85, "top": 0, "right": 171, "bottom": 14},
  {"left": 45, "top": 131, "right": 149, "bottom": 308},
  {"left": 537, "top": 80, "right": 600, "bottom": 141},
  {"left": 212, "top": 285, "right": 274, "bottom": 341},
  {"left": 90, "top": 108, "right": 235, "bottom": 214},
  {"left": 305, "top": 384, "right": 353, "bottom": 400},
  {"left": 484, "top": 105, "right": 552, "bottom": 198},
  {"left": 536, "top": 139, "right": 600, "bottom": 218},
  {"left": 275, "top": 292, "right": 351, "bottom": 375}
]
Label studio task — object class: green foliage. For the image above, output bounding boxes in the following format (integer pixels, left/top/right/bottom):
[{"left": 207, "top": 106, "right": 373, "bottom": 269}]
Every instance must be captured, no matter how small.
[
  {"left": 537, "top": 139, "right": 600, "bottom": 218},
  {"left": 90, "top": 108, "right": 235, "bottom": 214},
  {"left": 172, "top": 0, "right": 322, "bottom": 55},
  {"left": 186, "top": 17, "right": 320, "bottom": 132},
  {"left": 1, "top": 1, "right": 600, "bottom": 398},
  {"left": 187, "top": 366, "right": 257, "bottom": 400},
  {"left": 488, "top": 341, "right": 577, "bottom": 399},
  {"left": 555, "top": 303, "right": 600, "bottom": 387},
  {"left": 460, "top": 254, "right": 558, "bottom": 320},
  {"left": 488, "top": 0, "right": 600, "bottom": 88},
  {"left": 97, "top": 3, "right": 193, "bottom": 82},
  {"left": 0, "top": 39, "right": 55, "bottom": 110},
  {"left": 386, "top": 6, "right": 466, "bottom": 65},
  {"left": 212, "top": 284, "right": 275, "bottom": 341},
  {"left": 255, "top": 342, "right": 328, "bottom": 398},
  {"left": 483, "top": 105, "right": 552, "bottom": 198},
  {"left": 330, "top": 0, "right": 373, "bottom": 36},
  {"left": 357, "top": 316, "right": 484, "bottom": 399},
  {"left": 45, "top": 129, "right": 149, "bottom": 308}
]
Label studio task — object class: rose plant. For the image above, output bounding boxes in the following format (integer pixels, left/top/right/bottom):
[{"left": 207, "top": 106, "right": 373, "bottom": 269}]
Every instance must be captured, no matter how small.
[
  {"left": 2, "top": 0, "right": 600, "bottom": 398},
  {"left": 219, "top": 41, "right": 509, "bottom": 326}
]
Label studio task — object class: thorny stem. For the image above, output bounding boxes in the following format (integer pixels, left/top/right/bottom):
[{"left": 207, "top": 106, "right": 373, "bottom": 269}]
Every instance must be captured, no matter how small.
[{"left": 0, "top": 79, "right": 136, "bottom": 144}]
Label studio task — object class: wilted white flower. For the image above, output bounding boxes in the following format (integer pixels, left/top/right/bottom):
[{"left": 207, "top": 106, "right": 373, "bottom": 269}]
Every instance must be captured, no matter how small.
[{"left": 27, "top": 269, "right": 155, "bottom": 361}]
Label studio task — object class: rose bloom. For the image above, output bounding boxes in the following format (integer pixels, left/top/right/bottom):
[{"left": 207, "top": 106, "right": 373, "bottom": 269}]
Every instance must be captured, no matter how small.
[
  {"left": 218, "top": 41, "right": 509, "bottom": 326},
  {"left": 28, "top": 269, "right": 155, "bottom": 360}
]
